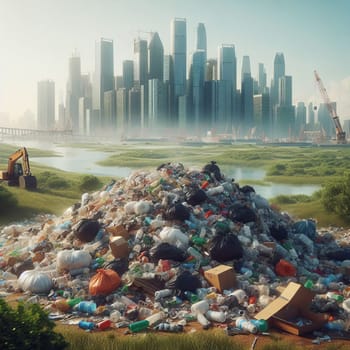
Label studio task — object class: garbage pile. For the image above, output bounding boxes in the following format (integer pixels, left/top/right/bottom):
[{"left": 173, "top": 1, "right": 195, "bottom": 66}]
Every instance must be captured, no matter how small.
[{"left": 1, "top": 161, "right": 350, "bottom": 336}]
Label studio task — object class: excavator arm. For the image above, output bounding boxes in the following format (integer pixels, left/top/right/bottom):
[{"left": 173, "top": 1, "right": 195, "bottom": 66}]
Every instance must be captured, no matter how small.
[
  {"left": 7, "top": 147, "right": 32, "bottom": 177},
  {"left": 1, "top": 147, "right": 37, "bottom": 189}
]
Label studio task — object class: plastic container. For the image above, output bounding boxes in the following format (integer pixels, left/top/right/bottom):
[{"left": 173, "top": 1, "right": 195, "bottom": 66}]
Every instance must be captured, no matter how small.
[
  {"left": 76, "top": 301, "right": 97, "bottom": 314},
  {"left": 78, "top": 320, "right": 95, "bottom": 330},
  {"left": 187, "top": 246, "right": 203, "bottom": 262},
  {"left": 110, "top": 310, "right": 121, "bottom": 322},
  {"left": 145, "top": 311, "right": 165, "bottom": 326},
  {"left": 128, "top": 319, "right": 149, "bottom": 332},
  {"left": 154, "top": 288, "right": 172, "bottom": 300},
  {"left": 197, "top": 312, "right": 211, "bottom": 327},
  {"left": 191, "top": 300, "right": 210, "bottom": 314},
  {"left": 251, "top": 319, "right": 268, "bottom": 332},
  {"left": 97, "top": 319, "right": 111, "bottom": 330},
  {"left": 205, "top": 310, "right": 226, "bottom": 323},
  {"left": 235, "top": 317, "right": 258, "bottom": 334},
  {"left": 67, "top": 298, "right": 82, "bottom": 308},
  {"left": 230, "top": 289, "right": 247, "bottom": 304},
  {"left": 324, "top": 320, "right": 345, "bottom": 331}
]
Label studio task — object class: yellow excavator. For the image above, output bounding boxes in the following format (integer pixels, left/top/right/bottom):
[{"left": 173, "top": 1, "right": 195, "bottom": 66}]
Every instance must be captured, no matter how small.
[{"left": 0, "top": 147, "right": 37, "bottom": 189}]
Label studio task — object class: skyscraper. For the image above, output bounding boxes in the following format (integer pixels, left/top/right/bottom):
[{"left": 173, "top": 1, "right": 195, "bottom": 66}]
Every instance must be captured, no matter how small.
[
  {"left": 66, "top": 53, "right": 81, "bottom": 132},
  {"left": 196, "top": 23, "right": 207, "bottom": 63},
  {"left": 295, "top": 101, "right": 307, "bottom": 137},
  {"left": 188, "top": 50, "right": 206, "bottom": 131},
  {"left": 241, "top": 56, "right": 254, "bottom": 135},
  {"left": 271, "top": 53, "right": 285, "bottom": 108},
  {"left": 122, "top": 60, "right": 134, "bottom": 90},
  {"left": 92, "top": 38, "right": 114, "bottom": 128},
  {"left": 134, "top": 38, "right": 148, "bottom": 127},
  {"left": 217, "top": 44, "right": 237, "bottom": 132},
  {"left": 170, "top": 18, "right": 187, "bottom": 98},
  {"left": 148, "top": 32, "right": 164, "bottom": 81},
  {"left": 307, "top": 102, "right": 315, "bottom": 127},
  {"left": 37, "top": 80, "right": 55, "bottom": 130},
  {"left": 258, "top": 63, "right": 267, "bottom": 93}
]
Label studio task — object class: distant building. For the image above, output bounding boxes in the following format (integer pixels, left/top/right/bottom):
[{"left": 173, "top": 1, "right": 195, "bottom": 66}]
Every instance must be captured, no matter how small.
[
  {"left": 196, "top": 23, "right": 207, "bottom": 63},
  {"left": 93, "top": 38, "right": 114, "bottom": 129},
  {"left": 253, "top": 93, "right": 271, "bottom": 138},
  {"left": 37, "top": 80, "right": 55, "bottom": 130},
  {"left": 295, "top": 101, "right": 307, "bottom": 138},
  {"left": 148, "top": 32, "right": 164, "bottom": 81},
  {"left": 66, "top": 53, "right": 82, "bottom": 132},
  {"left": 241, "top": 55, "right": 254, "bottom": 135},
  {"left": 122, "top": 60, "right": 134, "bottom": 90}
]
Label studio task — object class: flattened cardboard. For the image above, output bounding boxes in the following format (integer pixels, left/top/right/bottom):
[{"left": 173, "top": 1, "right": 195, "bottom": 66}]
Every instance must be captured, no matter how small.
[
  {"left": 204, "top": 265, "right": 237, "bottom": 292},
  {"left": 255, "top": 282, "right": 328, "bottom": 335}
]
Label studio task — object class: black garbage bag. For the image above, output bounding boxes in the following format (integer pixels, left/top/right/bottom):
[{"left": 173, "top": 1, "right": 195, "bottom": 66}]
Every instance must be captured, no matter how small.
[
  {"left": 227, "top": 202, "right": 257, "bottom": 223},
  {"left": 292, "top": 219, "right": 317, "bottom": 240},
  {"left": 186, "top": 188, "right": 207, "bottom": 206},
  {"left": 171, "top": 270, "right": 201, "bottom": 292},
  {"left": 150, "top": 242, "right": 187, "bottom": 262},
  {"left": 103, "top": 258, "right": 129, "bottom": 276},
  {"left": 240, "top": 185, "right": 255, "bottom": 194},
  {"left": 74, "top": 218, "right": 100, "bottom": 242},
  {"left": 202, "top": 161, "right": 222, "bottom": 181},
  {"left": 165, "top": 203, "right": 190, "bottom": 221},
  {"left": 269, "top": 224, "right": 288, "bottom": 241},
  {"left": 325, "top": 248, "right": 350, "bottom": 261},
  {"left": 209, "top": 232, "right": 243, "bottom": 262}
]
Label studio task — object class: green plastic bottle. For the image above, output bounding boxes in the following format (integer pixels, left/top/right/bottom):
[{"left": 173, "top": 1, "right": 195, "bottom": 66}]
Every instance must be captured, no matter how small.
[{"left": 128, "top": 319, "right": 149, "bottom": 332}]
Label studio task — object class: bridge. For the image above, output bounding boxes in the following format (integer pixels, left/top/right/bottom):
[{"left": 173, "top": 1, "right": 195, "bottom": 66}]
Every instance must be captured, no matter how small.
[{"left": 0, "top": 126, "right": 73, "bottom": 138}]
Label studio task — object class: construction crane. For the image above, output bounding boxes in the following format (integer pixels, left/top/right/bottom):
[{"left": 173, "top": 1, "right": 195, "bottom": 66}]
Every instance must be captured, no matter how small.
[{"left": 314, "top": 70, "right": 346, "bottom": 144}]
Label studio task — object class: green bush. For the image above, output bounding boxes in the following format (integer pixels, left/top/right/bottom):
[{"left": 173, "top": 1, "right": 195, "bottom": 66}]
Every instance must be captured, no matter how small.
[
  {"left": 37, "top": 171, "right": 69, "bottom": 190},
  {"left": 0, "top": 299, "right": 67, "bottom": 350},
  {"left": 79, "top": 175, "right": 101, "bottom": 192},
  {"left": 0, "top": 185, "right": 18, "bottom": 212},
  {"left": 321, "top": 172, "right": 350, "bottom": 218}
]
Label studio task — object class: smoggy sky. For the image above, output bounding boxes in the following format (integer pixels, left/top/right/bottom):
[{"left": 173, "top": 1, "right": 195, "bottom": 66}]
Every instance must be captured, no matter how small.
[{"left": 1, "top": 0, "right": 350, "bottom": 124}]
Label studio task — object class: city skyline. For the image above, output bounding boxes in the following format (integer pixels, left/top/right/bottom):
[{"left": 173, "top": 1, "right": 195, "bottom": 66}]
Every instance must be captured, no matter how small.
[{"left": 1, "top": 0, "right": 350, "bottom": 124}]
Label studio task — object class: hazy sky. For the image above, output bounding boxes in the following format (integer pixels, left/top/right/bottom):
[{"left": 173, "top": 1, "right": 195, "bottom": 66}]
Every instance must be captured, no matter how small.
[{"left": 1, "top": 0, "right": 350, "bottom": 124}]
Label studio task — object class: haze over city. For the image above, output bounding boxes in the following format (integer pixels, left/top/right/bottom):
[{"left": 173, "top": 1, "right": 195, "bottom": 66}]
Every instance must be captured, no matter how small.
[{"left": 1, "top": 0, "right": 350, "bottom": 131}]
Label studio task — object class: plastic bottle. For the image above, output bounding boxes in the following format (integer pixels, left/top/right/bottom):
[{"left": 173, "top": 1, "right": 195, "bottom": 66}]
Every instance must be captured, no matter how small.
[
  {"left": 191, "top": 300, "right": 210, "bottom": 314},
  {"left": 229, "top": 289, "right": 247, "bottom": 304},
  {"left": 206, "top": 185, "right": 224, "bottom": 196},
  {"left": 54, "top": 299, "right": 70, "bottom": 312},
  {"left": 110, "top": 310, "right": 121, "bottom": 322},
  {"left": 251, "top": 319, "right": 268, "bottom": 332},
  {"left": 197, "top": 312, "right": 211, "bottom": 328},
  {"left": 128, "top": 319, "right": 149, "bottom": 332},
  {"left": 187, "top": 246, "right": 203, "bottom": 262},
  {"left": 67, "top": 298, "right": 82, "bottom": 308},
  {"left": 205, "top": 310, "right": 226, "bottom": 323},
  {"left": 97, "top": 319, "right": 111, "bottom": 330},
  {"left": 154, "top": 288, "right": 173, "bottom": 301},
  {"left": 78, "top": 320, "right": 95, "bottom": 330},
  {"left": 145, "top": 311, "right": 165, "bottom": 326},
  {"left": 235, "top": 317, "right": 258, "bottom": 334},
  {"left": 75, "top": 301, "right": 97, "bottom": 314},
  {"left": 324, "top": 320, "right": 345, "bottom": 331}
]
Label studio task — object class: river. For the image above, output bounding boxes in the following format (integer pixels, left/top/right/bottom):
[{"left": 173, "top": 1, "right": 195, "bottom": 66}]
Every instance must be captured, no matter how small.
[{"left": 16, "top": 141, "right": 318, "bottom": 199}]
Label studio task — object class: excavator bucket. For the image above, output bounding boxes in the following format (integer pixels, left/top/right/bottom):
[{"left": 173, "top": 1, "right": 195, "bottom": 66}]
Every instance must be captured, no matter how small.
[{"left": 19, "top": 175, "right": 37, "bottom": 190}]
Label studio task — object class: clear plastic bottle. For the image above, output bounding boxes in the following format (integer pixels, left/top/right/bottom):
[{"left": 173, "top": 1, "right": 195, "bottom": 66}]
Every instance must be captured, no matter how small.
[{"left": 235, "top": 317, "right": 258, "bottom": 333}]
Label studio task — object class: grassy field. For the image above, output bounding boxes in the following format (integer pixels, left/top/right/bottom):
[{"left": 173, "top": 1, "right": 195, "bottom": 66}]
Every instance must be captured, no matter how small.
[{"left": 1, "top": 141, "right": 350, "bottom": 227}]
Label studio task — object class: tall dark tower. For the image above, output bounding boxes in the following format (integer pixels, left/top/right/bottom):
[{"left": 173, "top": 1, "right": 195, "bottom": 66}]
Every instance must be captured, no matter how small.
[
  {"left": 271, "top": 53, "right": 285, "bottom": 109},
  {"left": 148, "top": 32, "right": 164, "bottom": 81}
]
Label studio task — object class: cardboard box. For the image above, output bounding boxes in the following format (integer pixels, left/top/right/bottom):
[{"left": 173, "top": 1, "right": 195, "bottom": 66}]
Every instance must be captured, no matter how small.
[
  {"left": 204, "top": 265, "right": 237, "bottom": 292},
  {"left": 255, "top": 282, "right": 328, "bottom": 335},
  {"left": 106, "top": 224, "right": 129, "bottom": 239},
  {"left": 109, "top": 236, "right": 129, "bottom": 259}
]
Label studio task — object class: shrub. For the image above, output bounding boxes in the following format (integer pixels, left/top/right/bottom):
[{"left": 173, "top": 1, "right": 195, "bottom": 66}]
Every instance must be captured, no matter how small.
[
  {"left": 79, "top": 175, "right": 101, "bottom": 192},
  {"left": 321, "top": 172, "right": 350, "bottom": 218},
  {"left": 0, "top": 185, "right": 18, "bottom": 212},
  {"left": 0, "top": 299, "right": 67, "bottom": 350},
  {"left": 37, "top": 171, "right": 69, "bottom": 190}
]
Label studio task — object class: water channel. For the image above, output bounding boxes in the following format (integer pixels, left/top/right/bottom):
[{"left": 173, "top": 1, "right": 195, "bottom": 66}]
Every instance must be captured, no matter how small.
[{"left": 24, "top": 141, "right": 320, "bottom": 199}]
